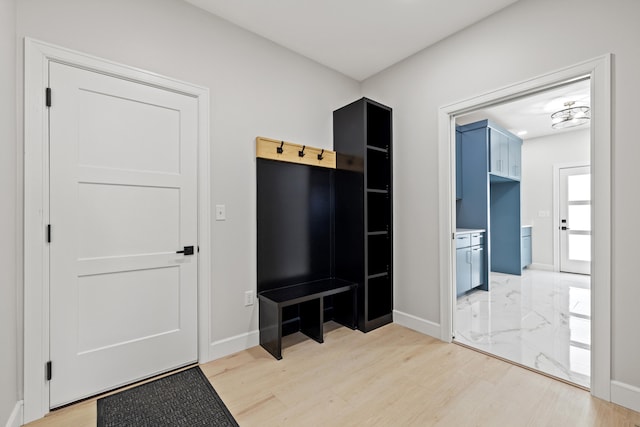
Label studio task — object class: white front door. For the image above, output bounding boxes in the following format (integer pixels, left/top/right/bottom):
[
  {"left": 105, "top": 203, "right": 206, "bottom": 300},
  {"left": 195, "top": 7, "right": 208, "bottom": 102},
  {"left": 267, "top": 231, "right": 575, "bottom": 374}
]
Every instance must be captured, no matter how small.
[
  {"left": 49, "top": 62, "right": 199, "bottom": 407},
  {"left": 559, "top": 166, "right": 591, "bottom": 275}
]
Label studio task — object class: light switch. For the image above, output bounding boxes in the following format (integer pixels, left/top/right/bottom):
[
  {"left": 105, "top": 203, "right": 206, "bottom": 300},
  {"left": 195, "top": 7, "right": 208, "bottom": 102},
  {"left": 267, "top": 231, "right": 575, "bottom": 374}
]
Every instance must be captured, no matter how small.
[{"left": 215, "top": 204, "right": 226, "bottom": 221}]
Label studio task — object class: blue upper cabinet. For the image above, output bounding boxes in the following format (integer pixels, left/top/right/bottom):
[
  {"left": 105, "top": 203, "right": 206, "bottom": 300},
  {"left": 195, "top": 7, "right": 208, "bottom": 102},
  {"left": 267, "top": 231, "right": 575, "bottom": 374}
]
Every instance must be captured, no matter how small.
[
  {"left": 489, "top": 128, "right": 508, "bottom": 176},
  {"left": 508, "top": 135, "right": 522, "bottom": 180},
  {"left": 457, "top": 119, "right": 523, "bottom": 277},
  {"left": 488, "top": 126, "right": 522, "bottom": 181}
]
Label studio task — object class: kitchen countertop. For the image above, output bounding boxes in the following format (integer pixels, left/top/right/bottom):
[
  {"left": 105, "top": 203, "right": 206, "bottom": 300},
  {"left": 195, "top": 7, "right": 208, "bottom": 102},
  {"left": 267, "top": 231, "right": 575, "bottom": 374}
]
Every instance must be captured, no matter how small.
[{"left": 456, "top": 228, "right": 485, "bottom": 235}]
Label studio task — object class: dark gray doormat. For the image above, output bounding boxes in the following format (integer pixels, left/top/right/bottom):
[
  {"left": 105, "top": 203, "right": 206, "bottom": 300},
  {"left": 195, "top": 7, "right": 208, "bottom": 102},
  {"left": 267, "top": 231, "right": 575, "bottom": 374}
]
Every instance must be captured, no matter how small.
[{"left": 97, "top": 366, "right": 239, "bottom": 427}]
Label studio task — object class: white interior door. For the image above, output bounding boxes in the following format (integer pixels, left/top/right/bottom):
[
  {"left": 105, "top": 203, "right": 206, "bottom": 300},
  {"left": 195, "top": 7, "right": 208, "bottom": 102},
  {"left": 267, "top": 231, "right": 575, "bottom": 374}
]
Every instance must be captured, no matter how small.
[
  {"left": 559, "top": 166, "right": 591, "bottom": 275},
  {"left": 49, "top": 62, "right": 199, "bottom": 407}
]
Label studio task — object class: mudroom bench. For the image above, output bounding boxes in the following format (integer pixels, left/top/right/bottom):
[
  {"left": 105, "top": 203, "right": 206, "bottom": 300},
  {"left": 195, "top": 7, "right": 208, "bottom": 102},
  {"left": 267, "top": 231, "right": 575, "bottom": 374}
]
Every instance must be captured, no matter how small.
[{"left": 258, "top": 278, "right": 357, "bottom": 360}]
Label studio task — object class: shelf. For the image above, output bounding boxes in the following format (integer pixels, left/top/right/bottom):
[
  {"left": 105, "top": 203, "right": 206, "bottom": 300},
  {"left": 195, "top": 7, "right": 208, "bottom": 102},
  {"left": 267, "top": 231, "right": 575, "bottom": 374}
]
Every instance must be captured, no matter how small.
[
  {"left": 255, "top": 137, "right": 336, "bottom": 169},
  {"left": 366, "top": 145, "right": 388, "bottom": 153},
  {"left": 334, "top": 97, "right": 393, "bottom": 333}
]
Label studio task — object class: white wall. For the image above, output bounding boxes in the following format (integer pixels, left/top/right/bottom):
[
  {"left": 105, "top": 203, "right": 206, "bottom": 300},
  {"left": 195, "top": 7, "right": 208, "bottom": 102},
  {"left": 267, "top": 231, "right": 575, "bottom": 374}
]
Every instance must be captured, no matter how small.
[
  {"left": 16, "top": 0, "right": 359, "bottom": 366},
  {"left": 521, "top": 129, "right": 590, "bottom": 268},
  {"left": 362, "top": 0, "right": 640, "bottom": 395},
  {"left": 0, "top": 0, "right": 19, "bottom": 424}
]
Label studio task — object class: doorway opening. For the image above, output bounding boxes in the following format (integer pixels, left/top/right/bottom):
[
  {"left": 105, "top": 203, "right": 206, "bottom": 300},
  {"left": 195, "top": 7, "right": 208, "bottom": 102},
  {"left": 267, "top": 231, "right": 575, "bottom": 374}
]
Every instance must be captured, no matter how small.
[
  {"left": 439, "top": 55, "right": 611, "bottom": 401},
  {"left": 453, "top": 79, "right": 591, "bottom": 388}
]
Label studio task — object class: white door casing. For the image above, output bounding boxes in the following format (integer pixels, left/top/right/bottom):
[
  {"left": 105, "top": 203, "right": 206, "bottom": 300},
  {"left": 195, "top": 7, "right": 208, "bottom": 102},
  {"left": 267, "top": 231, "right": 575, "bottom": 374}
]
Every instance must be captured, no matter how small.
[
  {"left": 438, "top": 55, "right": 611, "bottom": 401},
  {"left": 24, "top": 38, "right": 211, "bottom": 422},
  {"left": 48, "top": 62, "right": 198, "bottom": 407},
  {"left": 559, "top": 166, "right": 591, "bottom": 275}
]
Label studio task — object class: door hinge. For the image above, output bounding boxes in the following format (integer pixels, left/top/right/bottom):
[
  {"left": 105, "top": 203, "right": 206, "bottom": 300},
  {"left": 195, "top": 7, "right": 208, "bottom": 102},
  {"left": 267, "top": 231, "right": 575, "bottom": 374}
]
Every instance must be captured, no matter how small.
[
  {"left": 45, "top": 361, "right": 52, "bottom": 381},
  {"left": 46, "top": 224, "right": 51, "bottom": 243},
  {"left": 45, "top": 88, "right": 52, "bottom": 107}
]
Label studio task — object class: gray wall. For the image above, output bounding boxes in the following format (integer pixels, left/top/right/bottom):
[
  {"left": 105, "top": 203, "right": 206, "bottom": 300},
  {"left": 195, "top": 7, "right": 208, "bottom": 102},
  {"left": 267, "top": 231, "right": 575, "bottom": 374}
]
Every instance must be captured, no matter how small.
[
  {"left": 15, "top": 0, "right": 359, "bottom": 422},
  {"left": 0, "top": 0, "right": 18, "bottom": 423},
  {"left": 16, "top": 0, "right": 359, "bottom": 346},
  {"left": 362, "top": 0, "right": 640, "bottom": 393},
  {"left": 521, "top": 129, "right": 590, "bottom": 268},
  {"left": 10, "top": 0, "right": 640, "bottom": 421}
]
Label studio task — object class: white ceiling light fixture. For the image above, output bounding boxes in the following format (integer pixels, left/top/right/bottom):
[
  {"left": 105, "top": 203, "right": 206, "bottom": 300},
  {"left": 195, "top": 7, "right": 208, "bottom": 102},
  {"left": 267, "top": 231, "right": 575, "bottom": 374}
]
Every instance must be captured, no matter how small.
[{"left": 551, "top": 101, "right": 590, "bottom": 129}]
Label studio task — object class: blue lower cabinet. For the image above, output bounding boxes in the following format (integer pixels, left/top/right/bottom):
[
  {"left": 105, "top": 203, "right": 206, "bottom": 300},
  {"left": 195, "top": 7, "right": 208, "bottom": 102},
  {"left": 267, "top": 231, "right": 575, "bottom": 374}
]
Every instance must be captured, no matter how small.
[
  {"left": 456, "top": 247, "right": 472, "bottom": 296},
  {"left": 456, "top": 231, "right": 485, "bottom": 296},
  {"left": 521, "top": 226, "right": 532, "bottom": 269},
  {"left": 471, "top": 246, "right": 484, "bottom": 288}
]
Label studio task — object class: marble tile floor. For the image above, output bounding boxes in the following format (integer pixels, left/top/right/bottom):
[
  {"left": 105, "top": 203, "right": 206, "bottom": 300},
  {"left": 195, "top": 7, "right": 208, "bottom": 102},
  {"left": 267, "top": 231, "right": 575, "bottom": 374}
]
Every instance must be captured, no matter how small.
[{"left": 455, "top": 268, "right": 591, "bottom": 388}]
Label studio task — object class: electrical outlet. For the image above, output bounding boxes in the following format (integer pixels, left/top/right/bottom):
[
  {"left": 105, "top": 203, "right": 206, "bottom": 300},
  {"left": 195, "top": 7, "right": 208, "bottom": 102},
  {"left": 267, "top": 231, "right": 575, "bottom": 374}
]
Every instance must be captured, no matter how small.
[
  {"left": 215, "top": 204, "right": 226, "bottom": 221},
  {"left": 244, "top": 290, "right": 254, "bottom": 306}
]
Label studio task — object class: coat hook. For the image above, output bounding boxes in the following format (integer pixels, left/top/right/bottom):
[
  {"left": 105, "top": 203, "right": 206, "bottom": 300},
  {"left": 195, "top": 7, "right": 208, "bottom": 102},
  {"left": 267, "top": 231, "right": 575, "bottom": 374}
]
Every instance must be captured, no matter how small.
[
  {"left": 277, "top": 141, "right": 284, "bottom": 154},
  {"left": 317, "top": 149, "right": 324, "bottom": 160},
  {"left": 299, "top": 145, "right": 306, "bottom": 157}
]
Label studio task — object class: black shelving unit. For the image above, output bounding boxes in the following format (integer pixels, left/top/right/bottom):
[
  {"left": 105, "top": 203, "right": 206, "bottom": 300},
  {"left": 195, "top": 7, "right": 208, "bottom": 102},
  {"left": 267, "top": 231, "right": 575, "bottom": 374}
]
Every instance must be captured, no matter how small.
[{"left": 334, "top": 97, "right": 393, "bottom": 332}]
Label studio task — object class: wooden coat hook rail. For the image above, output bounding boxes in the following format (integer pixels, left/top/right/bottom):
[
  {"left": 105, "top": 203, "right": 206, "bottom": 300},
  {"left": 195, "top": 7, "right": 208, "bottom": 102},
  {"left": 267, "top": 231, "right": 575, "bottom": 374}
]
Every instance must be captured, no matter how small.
[{"left": 256, "top": 137, "right": 336, "bottom": 169}]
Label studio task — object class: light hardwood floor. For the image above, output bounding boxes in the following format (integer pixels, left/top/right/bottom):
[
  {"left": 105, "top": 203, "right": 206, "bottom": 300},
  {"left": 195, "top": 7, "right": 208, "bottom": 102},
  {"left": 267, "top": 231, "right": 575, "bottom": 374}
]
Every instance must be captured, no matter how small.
[{"left": 26, "top": 323, "right": 640, "bottom": 426}]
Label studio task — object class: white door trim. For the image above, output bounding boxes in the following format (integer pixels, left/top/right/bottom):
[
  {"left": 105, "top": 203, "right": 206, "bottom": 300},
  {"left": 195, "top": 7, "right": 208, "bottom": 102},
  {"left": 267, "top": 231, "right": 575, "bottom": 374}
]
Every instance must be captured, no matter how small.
[
  {"left": 23, "top": 38, "right": 211, "bottom": 423},
  {"left": 438, "top": 55, "right": 611, "bottom": 401}
]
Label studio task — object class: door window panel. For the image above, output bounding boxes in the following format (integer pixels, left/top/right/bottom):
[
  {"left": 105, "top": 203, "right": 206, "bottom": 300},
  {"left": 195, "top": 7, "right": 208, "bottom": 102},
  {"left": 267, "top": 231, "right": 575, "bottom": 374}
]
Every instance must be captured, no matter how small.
[
  {"left": 568, "top": 234, "right": 591, "bottom": 262},
  {"left": 568, "top": 205, "right": 591, "bottom": 231},
  {"left": 568, "top": 174, "right": 590, "bottom": 202}
]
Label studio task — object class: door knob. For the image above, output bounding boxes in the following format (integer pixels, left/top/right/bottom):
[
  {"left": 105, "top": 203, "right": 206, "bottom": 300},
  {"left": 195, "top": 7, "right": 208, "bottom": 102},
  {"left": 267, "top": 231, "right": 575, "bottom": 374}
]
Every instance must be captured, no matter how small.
[
  {"left": 176, "top": 246, "right": 195, "bottom": 255},
  {"left": 561, "top": 226, "right": 570, "bottom": 231}
]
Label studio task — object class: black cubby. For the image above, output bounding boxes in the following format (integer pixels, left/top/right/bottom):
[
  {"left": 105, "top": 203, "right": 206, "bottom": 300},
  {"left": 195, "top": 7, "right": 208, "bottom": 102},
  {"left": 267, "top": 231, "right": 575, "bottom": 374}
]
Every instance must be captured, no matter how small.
[
  {"left": 334, "top": 97, "right": 393, "bottom": 332},
  {"left": 367, "top": 234, "right": 391, "bottom": 276},
  {"left": 367, "top": 192, "right": 390, "bottom": 233},
  {"left": 366, "top": 149, "right": 390, "bottom": 191},
  {"left": 366, "top": 102, "right": 391, "bottom": 150},
  {"left": 367, "top": 275, "right": 392, "bottom": 321}
]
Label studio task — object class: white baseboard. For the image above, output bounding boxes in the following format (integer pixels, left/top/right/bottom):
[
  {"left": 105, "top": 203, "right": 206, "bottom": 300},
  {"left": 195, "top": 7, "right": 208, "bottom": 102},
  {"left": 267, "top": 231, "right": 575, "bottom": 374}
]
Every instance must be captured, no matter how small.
[
  {"left": 611, "top": 380, "right": 640, "bottom": 413},
  {"left": 528, "top": 263, "right": 555, "bottom": 271},
  {"left": 208, "top": 330, "right": 259, "bottom": 361},
  {"left": 393, "top": 310, "right": 441, "bottom": 339},
  {"left": 5, "top": 400, "right": 23, "bottom": 427}
]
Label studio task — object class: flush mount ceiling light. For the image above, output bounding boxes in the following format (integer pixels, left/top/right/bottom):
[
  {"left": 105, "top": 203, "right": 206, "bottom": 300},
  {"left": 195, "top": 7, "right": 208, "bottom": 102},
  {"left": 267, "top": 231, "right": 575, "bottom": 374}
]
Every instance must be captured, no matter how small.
[{"left": 551, "top": 101, "right": 590, "bottom": 129}]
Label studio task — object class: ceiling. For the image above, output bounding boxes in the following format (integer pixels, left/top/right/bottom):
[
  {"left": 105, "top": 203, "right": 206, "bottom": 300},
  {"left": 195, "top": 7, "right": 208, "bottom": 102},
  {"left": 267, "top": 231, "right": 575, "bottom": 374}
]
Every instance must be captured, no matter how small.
[
  {"left": 182, "top": 0, "right": 589, "bottom": 138},
  {"left": 183, "top": 0, "right": 520, "bottom": 81},
  {"left": 457, "top": 79, "right": 591, "bottom": 140}
]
